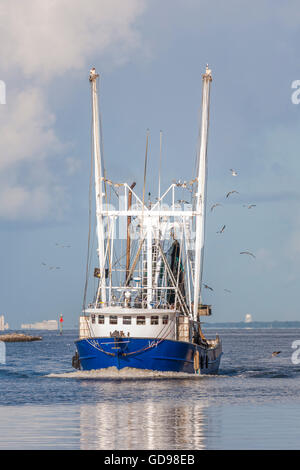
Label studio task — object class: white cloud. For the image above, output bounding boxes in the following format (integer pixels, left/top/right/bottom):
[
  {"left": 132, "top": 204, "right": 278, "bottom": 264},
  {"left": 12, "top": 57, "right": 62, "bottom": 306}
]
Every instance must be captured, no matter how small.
[
  {"left": 0, "top": 0, "right": 146, "bottom": 80},
  {"left": 0, "top": 86, "right": 67, "bottom": 220},
  {"left": 0, "top": 87, "right": 63, "bottom": 171},
  {"left": 0, "top": 0, "right": 146, "bottom": 220},
  {"left": 0, "top": 182, "right": 66, "bottom": 221}
]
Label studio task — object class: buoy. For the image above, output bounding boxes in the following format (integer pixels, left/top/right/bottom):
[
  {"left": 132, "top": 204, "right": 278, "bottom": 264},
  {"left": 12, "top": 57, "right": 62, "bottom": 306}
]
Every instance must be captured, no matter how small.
[{"left": 59, "top": 314, "right": 64, "bottom": 335}]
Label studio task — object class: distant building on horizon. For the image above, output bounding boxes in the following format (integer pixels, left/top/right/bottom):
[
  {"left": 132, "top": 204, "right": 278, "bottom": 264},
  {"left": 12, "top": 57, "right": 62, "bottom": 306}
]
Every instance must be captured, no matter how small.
[
  {"left": 245, "top": 314, "right": 253, "bottom": 323},
  {"left": 21, "top": 320, "right": 58, "bottom": 330},
  {"left": 0, "top": 315, "right": 9, "bottom": 331}
]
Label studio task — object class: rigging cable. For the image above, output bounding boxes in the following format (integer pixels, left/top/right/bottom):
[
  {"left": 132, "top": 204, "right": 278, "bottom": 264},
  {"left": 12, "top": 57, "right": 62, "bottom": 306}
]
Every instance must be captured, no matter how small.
[{"left": 82, "top": 98, "right": 95, "bottom": 314}]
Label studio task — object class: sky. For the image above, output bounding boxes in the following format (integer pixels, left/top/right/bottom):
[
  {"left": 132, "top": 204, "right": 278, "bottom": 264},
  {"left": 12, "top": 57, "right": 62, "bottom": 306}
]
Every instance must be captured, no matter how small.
[{"left": 1, "top": 0, "right": 300, "bottom": 328}]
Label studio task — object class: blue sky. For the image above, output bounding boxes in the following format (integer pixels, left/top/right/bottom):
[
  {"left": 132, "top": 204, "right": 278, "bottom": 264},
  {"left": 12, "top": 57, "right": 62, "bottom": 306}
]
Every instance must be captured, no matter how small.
[{"left": 1, "top": 0, "right": 300, "bottom": 328}]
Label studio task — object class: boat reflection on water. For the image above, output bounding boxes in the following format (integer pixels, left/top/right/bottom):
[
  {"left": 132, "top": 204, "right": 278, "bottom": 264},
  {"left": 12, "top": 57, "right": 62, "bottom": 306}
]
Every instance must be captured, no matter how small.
[{"left": 78, "top": 379, "right": 219, "bottom": 450}]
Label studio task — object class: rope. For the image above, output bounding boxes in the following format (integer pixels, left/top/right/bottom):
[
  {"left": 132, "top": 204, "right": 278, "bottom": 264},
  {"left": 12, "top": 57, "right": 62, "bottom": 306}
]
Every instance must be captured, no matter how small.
[
  {"left": 86, "top": 338, "right": 115, "bottom": 356},
  {"left": 82, "top": 90, "right": 95, "bottom": 314},
  {"left": 121, "top": 317, "right": 175, "bottom": 356}
]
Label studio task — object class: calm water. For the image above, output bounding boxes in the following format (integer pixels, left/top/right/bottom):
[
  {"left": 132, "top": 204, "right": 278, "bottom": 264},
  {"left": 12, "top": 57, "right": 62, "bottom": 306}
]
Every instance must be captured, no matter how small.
[{"left": 1, "top": 328, "right": 300, "bottom": 449}]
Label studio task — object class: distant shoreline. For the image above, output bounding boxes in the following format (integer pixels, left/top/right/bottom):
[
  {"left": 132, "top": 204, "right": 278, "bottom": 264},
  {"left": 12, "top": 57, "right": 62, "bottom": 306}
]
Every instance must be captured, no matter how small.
[
  {"left": 204, "top": 321, "right": 300, "bottom": 329},
  {"left": 3, "top": 321, "right": 300, "bottom": 332}
]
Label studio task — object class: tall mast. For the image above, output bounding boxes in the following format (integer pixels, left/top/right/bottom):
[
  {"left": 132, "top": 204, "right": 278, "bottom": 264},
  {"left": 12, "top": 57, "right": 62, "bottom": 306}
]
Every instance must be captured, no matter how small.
[
  {"left": 89, "top": 67, "right": 106, "bottom": 305},
  {"left": 193, "top": 65, "right": 212, "bottom": 321}
]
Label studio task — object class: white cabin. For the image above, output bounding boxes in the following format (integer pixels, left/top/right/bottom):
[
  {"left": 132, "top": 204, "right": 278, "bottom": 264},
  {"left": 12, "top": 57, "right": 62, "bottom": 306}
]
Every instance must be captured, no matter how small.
[{"left": 79, "top": 308, "right": 177, "bottom": 340}]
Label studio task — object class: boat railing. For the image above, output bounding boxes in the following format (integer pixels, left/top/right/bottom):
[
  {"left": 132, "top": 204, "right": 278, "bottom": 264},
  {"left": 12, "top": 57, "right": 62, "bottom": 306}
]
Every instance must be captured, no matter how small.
[{"left": 86, "top": 301, "right": 177, "bottom": 310}]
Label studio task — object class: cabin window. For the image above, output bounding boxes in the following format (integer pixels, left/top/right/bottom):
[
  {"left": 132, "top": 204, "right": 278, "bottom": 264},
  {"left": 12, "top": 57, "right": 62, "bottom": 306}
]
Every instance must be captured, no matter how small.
[
  {"left": 91, "top": 314, "right": 96, "bottom": 324},
  {"left": 162, "top": 315, "right": 169, "bottom": 325},
  {"left": 109, "top": 315, "right": 118, "bottom": 325},
  {"left": 98, "top": 315, "right": 104, "bottom": 324},
  {"left": 151, "top": 316, "right": 159, "bottom": 325},
  {"left": 123, "top": 316, "right": 131, "bottom": 325},
  {"left": 136, "top": 316, "right": 146, "bottom": 325}
]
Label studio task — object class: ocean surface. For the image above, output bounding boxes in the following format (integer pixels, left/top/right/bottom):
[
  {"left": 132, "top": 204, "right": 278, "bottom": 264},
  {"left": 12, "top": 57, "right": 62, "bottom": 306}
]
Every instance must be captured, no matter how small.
[{"left": 1, "top": 328, "right": 300, "bottom": 450}]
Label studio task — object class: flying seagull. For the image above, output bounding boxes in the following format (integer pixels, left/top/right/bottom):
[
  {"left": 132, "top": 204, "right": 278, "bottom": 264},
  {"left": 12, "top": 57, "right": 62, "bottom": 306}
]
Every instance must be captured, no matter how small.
[
  {"left": 240, "top": 251, "right": 256, "bottom": 258},
  {"left": 46, "top": 265, "right": 62, "bottom": 270},
  {"left": 203, "top": 284, "right": 214, "bottom": 291},
  {"left": 272, "top": 351, "right": 281, "bottom": 357},
  {"left": 230, "top": 169, "right": 238, "bottom": 176},
  {"left": 210, "top": 203, "right": 222, "bottom": 212},
  {"left": 224, "top": 289, "right": 232, "bottom": 293},
  {"left": 217, "top": 225, "right": 226, "bottom": 234},
  {"left": 243, "top": 204, "right": 256, "bottom": 209},
  {"left": 226, "top": 190, "right": 239, "bottom": 198}
]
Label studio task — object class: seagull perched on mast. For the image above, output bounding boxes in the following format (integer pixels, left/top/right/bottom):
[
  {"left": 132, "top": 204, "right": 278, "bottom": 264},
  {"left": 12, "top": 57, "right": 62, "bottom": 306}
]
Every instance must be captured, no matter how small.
[{"left": 226, "top": 190, "right": 239, "bottom": 198}]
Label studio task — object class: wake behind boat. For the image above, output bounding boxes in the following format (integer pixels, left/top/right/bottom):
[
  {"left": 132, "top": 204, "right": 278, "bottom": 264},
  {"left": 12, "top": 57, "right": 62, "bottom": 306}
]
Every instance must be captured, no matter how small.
[{"left": 72, "top": 65, "right": 222, "bottom": 374}]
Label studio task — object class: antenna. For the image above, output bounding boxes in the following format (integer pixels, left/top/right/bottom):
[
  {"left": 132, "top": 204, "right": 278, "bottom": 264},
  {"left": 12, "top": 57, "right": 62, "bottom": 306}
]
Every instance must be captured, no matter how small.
[
  {"left": 142, "top": 129, "right": 149, "bottom": 208},
  {"left": 158, "top": 130, "right": 163, "bottom": 201}
]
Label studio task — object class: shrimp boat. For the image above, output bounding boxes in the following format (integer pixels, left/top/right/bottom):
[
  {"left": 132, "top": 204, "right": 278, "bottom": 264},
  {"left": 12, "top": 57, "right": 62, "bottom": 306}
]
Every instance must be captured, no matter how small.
[{"left": 72, "top": 65, "right": 222, "bottom": 374}]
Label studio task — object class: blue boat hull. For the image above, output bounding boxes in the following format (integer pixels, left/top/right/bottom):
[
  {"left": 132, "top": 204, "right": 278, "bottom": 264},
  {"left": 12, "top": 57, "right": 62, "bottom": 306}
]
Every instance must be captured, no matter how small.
[{"left": 74, "top": 337, "right": 222, "bottom": 374}]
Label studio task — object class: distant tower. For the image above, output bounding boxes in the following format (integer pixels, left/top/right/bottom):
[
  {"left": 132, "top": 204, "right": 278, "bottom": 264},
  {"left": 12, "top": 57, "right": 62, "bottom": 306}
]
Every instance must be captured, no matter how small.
[
  {"left": 245, "top": 314, "right": 253, "bottom": 323},
  {"left": 0, "top": 315, "right": 4, "bottom": 331},
  {"left": 59, "top": 314, "right": 64, "bottom": 335}
]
